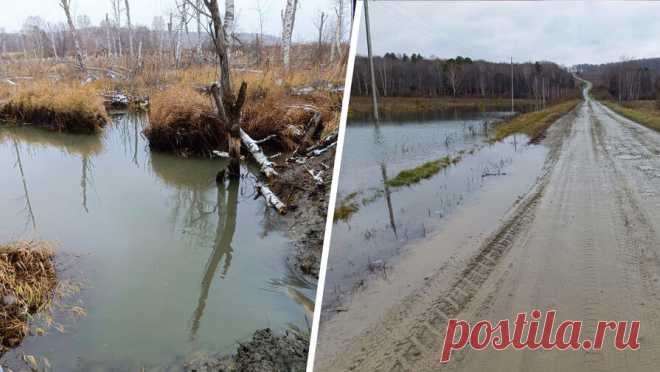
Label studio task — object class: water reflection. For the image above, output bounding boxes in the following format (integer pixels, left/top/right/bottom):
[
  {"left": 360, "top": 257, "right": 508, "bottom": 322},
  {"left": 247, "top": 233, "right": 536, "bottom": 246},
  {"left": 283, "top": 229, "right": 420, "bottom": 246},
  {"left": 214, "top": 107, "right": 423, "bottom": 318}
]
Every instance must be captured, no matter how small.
[
  {"left": 190, "top": 177, "right": 238, "bottom": 340},
  {"left": 0, "top": 113, "right": 311, "bottom": 370},
  {"left": 11, "top": 138, "right": 37, "bottom": 230}
]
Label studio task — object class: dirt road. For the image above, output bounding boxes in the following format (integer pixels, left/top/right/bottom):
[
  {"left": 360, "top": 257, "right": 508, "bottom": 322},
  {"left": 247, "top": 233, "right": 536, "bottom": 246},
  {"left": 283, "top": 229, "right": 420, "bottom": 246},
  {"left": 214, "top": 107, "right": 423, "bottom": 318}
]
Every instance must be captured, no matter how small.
[{"left": 315, "top": 84, "right": 660, "bottom": 371}]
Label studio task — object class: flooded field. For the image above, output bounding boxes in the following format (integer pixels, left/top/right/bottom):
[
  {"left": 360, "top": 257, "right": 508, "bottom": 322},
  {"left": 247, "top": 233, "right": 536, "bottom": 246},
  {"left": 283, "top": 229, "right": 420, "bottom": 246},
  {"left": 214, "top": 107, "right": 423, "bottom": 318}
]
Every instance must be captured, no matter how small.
[
  {"left": 0, "top": 114, "right": 313, "bottom": 369},
  {"left": 324, "top": 109, "right": 548, "bottom": 306}
]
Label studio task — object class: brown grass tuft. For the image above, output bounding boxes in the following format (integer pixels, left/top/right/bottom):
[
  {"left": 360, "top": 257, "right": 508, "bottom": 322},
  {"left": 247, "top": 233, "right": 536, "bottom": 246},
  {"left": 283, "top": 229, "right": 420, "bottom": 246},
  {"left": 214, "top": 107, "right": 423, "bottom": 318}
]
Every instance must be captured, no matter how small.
[
  {"left": 0, "top": 241, "right": 57, "bottom": 351},
  {"left": 0, "top": 82, "right": 109, "bottom": 134},
  {"left": 144, "top": 84, "right": 224, "bottom": 156}
]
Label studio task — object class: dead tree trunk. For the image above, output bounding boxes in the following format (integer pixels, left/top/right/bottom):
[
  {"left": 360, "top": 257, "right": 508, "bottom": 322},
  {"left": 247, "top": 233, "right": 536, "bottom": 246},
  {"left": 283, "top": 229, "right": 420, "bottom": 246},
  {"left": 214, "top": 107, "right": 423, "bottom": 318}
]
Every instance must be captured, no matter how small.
[
  {"left": 105, "top": 14, "right": 113, "bottom": 57},
  {"left": 60, "top": 0, "right": 86, "bottom": 73},
  {"left": 197, "top": 0, "right": 245, "bottom": 178},
  {"left": 125, "top": 0, "right": 134, "bottom": 59},
  {"left": 281, "top": 0, "right": 297, "bottom": 71},
  {"left": 330, "top": 0, "right": 343, "bottom": 63}
]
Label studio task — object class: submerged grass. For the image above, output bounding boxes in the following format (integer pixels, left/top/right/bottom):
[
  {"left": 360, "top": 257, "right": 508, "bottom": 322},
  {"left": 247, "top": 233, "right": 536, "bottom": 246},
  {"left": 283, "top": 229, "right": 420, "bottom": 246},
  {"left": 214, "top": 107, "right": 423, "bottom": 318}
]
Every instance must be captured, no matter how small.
[
  {"left": 386, "top": 155, "right": 460, "bottom": 188},
  {"left": 0, "top": 83, "right": 109, "bottom": 134},
  {"left": 0, "top": 241, "right": 57, "bottom": 351},
  {"left": 492, "top": 99, "right": 581, "bottom": 143},
  {"left": 601, "top": 100, "right": 660, "bottom": 133},
  {"left": 334, "top": 192, "right": 360, "bottom": 222}
]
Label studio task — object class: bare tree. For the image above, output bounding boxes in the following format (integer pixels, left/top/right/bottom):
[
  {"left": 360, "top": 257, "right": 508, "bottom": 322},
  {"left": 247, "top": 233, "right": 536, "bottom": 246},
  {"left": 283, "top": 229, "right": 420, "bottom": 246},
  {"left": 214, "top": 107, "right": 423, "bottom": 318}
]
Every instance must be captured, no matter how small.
[
  {"left": 186, "top": 0, "right": 246, "bottom": 177},
  {"left": 253, "top": 0, "right": 267, "bottom": 66},
  {"left": 224, "top": 0, "right": 235, "bottom": 52},
  {"left": 281, "top": 0, "right": 298, "bottom": 70},
  {"left": 124, "top": 0, "right": 134, "bottom": 58},
  {"left": 330, "top": 0, "right": 344, "bottom": 64},
  {"left": 59, "top": 0, "right": 86, "bottom": 73},
  {"left": 110, "top": 0, "right": 123, "bottom": 58},
  {"left": 315, "top": 12, "right": 326, "bottom": 66},
  {"left": 45, "top": 22, "right": 61, "bottom": 59}
]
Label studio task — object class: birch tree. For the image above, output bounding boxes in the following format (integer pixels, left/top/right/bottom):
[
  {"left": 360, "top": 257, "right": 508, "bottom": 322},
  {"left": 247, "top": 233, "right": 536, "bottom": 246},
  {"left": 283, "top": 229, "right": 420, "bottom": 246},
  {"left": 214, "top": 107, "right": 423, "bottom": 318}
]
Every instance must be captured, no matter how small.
[
  {"left": 330, "top": 0, "right": 344, "bottom": 64},
  {"left": 224, "top": 0, "right": 235, "bottom": 52},
  {"left": 281, "top": 0, "right": 298, "bottom": 70},
  {"left": 59, "top": 0, "right": 86, "bottom": 73}
]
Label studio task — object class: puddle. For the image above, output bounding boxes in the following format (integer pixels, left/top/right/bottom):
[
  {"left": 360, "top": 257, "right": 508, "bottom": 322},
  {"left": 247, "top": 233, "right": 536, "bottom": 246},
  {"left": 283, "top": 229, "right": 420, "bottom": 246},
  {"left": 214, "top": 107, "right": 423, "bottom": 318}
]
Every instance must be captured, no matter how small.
[
  {"left": 324, "top": 109, "right": 548, "bottom": 306},
  {"left": 0, "top": 114, "right": 313, "bottom": 370}
]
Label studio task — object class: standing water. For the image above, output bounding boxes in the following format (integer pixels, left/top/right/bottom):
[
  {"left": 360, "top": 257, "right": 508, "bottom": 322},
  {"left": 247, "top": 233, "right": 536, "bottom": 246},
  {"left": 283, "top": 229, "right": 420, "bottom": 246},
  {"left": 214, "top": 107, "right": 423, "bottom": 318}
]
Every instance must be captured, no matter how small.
[
  {"left": 0, "top": 114, "right": 313, "bottom": 369},
  {"left": 324, "top": 109, "right": 548, "bottom": 308}
]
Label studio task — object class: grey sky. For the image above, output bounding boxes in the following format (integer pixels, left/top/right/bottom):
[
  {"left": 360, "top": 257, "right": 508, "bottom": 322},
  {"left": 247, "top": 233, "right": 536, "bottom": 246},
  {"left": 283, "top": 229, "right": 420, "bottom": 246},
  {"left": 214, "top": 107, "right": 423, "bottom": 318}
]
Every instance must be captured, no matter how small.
[
  {"left": 356, "top": 1, "right": 660, "bottom": 66},
  {"left": 1, "top": 0, "right": 342, "bottom": 42}
]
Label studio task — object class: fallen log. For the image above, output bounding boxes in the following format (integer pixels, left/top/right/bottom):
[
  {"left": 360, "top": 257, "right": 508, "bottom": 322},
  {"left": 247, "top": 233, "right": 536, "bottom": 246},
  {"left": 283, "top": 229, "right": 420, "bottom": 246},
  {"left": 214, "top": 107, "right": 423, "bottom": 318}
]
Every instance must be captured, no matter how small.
[
  {"left": 254, "top": 134, "right": 277, "bottom": 145},
  {"left": 256, "top": 182, "right": 287, "bottom": 214},
  {"left": 309, "top": 141, "right": 336, "bottom": 157},
  {"left": 240, "top": 128, "right": 278, "bottom": 178},
  {"left": 306, "top": 132, "right": 338, "bottom": 154}
]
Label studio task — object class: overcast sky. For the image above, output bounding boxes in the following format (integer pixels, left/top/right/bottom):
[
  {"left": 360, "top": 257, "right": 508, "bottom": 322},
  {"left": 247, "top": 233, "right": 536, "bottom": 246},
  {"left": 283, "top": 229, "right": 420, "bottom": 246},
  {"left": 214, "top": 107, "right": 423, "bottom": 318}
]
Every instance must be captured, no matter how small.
[
  {"left": 356, "top": 1, "right": 660, "bottom": 66},
  {"left": 0, "top": 0, "right": 340, "bottom": 42}
]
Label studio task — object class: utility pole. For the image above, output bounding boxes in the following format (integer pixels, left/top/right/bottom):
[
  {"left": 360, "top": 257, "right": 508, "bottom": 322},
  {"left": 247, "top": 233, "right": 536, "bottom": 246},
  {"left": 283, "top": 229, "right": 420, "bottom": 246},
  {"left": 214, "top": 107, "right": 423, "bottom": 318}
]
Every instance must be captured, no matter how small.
[
  {"left": 511, "top": 56, "right": 514, "bottom": 113},
  {"left": 364, "top": 0, "right": 379, "bottom": 120}
]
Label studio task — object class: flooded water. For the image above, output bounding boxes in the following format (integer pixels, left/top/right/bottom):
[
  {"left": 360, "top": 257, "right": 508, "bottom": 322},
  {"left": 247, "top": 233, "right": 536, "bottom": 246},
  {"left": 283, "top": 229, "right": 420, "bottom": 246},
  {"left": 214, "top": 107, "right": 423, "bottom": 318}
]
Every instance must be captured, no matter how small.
[
  {"left": 0, "top": 114, "right": 313, "bottom": 370},
  {"left": 325, "top": 109, "right": 548, "bottom": 305}
]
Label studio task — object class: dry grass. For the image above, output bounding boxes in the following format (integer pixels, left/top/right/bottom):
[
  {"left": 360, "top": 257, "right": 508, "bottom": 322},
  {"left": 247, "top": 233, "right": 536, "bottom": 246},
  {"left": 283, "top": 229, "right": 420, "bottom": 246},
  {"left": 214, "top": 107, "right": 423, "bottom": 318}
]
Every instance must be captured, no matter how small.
[
  {"left": 144, "top": 84, "right": 224, "bottom": 156},
  {"left": 492, "top": 99, "right": 581, "bottom": 142},
  {"left": 145, "top": 82, "right": 341, "bottom": 156},
  {"left": 602, "top": 100, "right": 660, "bottom": 133},
  {"left": 0, "top": 82, "right": 109, "bottom": 134},
  {"left": 0, "top": 241, "right": 57, "bottom": 351}
]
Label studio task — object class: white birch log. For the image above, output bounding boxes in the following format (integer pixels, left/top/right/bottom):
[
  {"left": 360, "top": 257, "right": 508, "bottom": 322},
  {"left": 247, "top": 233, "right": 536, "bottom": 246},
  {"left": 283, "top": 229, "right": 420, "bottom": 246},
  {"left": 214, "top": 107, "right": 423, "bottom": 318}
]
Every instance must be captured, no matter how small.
[
  {"left": 256, "top": 182, "right": 287, "bottom": 214},
  {"left": 240, "top": 128, "right": 278, "bottom": 178}
]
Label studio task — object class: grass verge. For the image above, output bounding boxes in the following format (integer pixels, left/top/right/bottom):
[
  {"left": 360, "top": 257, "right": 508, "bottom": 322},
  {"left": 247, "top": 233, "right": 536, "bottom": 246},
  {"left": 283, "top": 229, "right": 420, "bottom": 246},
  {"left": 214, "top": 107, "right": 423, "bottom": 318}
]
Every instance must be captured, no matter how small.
[
  {"left": 0, "top": 83, "right": 109, "bottom": 134},
  {"left": 600, "top": 100, "right": 660, "bottom": 132},
  {"left": 386, "top": 156, "right": 460, "bottom": 188},
  {"left": 492, "top": 99, "right": 581, "bottom": 142},
  {"left": 0, "top": 241, "right": 57, "bottom": 351}
]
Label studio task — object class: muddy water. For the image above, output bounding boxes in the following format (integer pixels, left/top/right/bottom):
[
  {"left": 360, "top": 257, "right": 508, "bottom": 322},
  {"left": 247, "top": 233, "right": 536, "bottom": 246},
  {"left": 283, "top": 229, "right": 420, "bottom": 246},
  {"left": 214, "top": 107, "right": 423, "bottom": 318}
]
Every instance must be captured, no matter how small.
[
  {"left": 324, "top": 110, "right": 548, "bottom": 306},
  {"left": 0, "top": 114, "right": 313, "bottom": 370}
]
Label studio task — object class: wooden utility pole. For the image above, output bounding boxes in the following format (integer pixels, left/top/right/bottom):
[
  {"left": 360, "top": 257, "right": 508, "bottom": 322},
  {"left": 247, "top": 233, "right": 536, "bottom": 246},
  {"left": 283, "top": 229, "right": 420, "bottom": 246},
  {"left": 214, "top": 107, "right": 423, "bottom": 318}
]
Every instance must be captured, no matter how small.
[{"left": 364, "top": 0, "right": 379, "bottom": 120}]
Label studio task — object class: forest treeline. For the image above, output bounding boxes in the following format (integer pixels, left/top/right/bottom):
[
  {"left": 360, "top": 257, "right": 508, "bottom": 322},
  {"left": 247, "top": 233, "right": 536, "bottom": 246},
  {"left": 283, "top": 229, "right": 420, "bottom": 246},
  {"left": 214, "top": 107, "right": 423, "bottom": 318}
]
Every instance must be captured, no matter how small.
[
  {"left": 577, "top": 58, "right": 660, "bottom": 101},
  {"left": 352, "top": 53, "right": 577, "bottom": 102}
]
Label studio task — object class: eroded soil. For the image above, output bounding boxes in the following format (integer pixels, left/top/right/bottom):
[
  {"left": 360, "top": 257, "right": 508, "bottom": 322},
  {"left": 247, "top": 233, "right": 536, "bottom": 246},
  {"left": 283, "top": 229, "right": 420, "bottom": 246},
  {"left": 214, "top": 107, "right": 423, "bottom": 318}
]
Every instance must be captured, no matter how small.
[{"left": 315, "top": 84, "right": 660, "bottom": 371}]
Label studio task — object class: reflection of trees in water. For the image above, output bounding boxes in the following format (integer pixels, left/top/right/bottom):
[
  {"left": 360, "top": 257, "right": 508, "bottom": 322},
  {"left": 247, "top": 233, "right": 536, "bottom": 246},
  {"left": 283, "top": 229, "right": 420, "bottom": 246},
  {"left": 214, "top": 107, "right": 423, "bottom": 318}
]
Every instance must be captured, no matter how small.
[
  {"left": 113, "top": 113, "right": 147, "bottom": 167},
  {"left": 190, "top": 177, "right": 239, "bottom": 340},
  {"left": 11, "top": 139, "right": 36, "bottom": 230},
  {"left": 80, "top": 155, "right": 94, "bottom": 213}
]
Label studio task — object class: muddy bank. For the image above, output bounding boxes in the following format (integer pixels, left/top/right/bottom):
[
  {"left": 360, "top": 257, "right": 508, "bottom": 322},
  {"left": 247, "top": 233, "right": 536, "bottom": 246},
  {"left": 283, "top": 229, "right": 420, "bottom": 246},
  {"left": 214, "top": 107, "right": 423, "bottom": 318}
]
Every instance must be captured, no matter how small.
[
  {"left": 272, "top": 147, "right": 335, "bottom": 279},
  {"left": 183, "top": 328, "right": 308, "bottom": 372}
]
